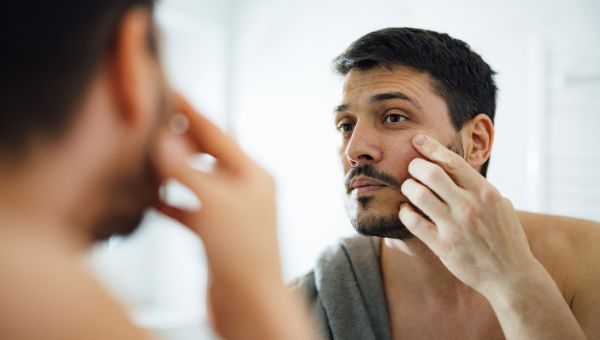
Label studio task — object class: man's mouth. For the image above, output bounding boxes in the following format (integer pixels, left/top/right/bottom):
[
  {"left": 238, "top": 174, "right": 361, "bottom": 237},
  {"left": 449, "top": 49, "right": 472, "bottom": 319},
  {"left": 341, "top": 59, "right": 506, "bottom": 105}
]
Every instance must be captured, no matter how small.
[{"left": 351, "top": 177, "right": 387, "bottom": 194}]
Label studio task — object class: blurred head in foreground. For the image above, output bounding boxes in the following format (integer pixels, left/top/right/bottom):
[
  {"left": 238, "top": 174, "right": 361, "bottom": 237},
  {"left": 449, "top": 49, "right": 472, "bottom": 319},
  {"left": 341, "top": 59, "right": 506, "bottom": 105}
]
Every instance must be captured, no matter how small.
[{"left": 0, "top": 1, "right": 170, "bottom": 243}]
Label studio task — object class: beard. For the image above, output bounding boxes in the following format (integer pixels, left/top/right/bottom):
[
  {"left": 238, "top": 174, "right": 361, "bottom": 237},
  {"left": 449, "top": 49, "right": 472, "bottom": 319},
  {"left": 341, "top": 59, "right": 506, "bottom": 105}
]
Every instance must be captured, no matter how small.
[
  {"left": 346, "top": 164, "right": 414, "bottom": 240},
  {"left": 352, "top": 210, "right": 415, "bottom": 240},
  {"left": 90, "top": 152, "right": 161, "bottom": 241},
  {"left": 347, "top": 134, "right": 465, "bottom": 240}
]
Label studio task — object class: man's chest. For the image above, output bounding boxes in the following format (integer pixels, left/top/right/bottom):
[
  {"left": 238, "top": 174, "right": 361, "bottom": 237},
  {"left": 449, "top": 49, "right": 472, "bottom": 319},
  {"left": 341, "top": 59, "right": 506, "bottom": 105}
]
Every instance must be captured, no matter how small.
[{"left": 385, "top": 292, "right": 505, "bottom": 340}]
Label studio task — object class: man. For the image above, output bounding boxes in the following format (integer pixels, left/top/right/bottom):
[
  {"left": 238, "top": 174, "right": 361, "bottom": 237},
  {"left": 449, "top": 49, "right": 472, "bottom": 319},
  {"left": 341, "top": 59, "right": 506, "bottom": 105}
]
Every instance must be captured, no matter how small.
[
  {"left": 296, "top": 28, "right": 600, "bottom": 339},
  {"left": 0, "top": 1, "right": 316, "bottom": 339}
]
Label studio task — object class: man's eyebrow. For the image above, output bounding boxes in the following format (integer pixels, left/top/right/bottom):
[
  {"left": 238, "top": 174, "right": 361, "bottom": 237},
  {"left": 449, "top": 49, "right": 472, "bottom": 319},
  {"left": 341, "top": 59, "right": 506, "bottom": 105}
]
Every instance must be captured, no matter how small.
[
  {"left": 334, "top": 91, "right": 418, "bottom": 113},
  {"left": 334, "top": 104, "right": 349, "bottom": 113},
  {"left": 369, "top": 91, "right": 419, "bottom": 108}
]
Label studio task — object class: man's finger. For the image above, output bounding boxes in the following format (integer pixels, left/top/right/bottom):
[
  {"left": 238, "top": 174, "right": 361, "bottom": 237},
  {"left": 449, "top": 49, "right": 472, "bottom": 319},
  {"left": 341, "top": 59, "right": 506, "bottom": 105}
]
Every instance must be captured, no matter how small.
[
  {"left": 399, "top": 203, "right": 439, "bottom": 249},
  {"left": 408, "top": 158, "right": 464, "bottom": 204},
  {"left": 412, "top": 134, "right": 482, "bottom": 190},
  {"left": 152, "top": 132, "right": 218, "bottom": 199},
  {"left": 401, "top": 178, "right": 449, "bottom": 222},
  {"left": 173, "top": 94, "right": 249, "bottom": 172}
]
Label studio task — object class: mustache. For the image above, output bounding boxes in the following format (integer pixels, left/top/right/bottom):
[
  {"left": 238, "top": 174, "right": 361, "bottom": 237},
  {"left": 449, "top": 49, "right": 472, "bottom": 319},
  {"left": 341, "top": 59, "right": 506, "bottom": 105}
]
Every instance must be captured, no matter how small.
[
  {"left": 345, "top": 164, "right": 402, "bottom": 194},
  {"left": 344, "top": 137, "right": 465, "bottom": 194}
]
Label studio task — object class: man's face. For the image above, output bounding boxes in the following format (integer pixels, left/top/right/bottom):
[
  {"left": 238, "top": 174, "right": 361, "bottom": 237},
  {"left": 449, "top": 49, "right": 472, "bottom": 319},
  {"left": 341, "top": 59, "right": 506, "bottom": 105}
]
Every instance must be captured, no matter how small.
[
  {"left": 335, "top": 65, "right": 463, "bottom": 239},
  {"left": 90, "top": 80, "right": 169, "bottom": 242},
  {"left": 89, "top": 18, "right": 170, "bottom": 241}
]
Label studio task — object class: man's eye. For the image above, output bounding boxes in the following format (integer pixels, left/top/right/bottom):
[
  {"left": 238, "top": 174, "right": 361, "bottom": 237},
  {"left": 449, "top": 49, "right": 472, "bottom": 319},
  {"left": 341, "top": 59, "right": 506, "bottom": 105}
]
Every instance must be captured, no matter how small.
[
  {"left": 384, "top": 114, "right": 408, "bottom": 123},
  {"left": 337, "top": 122, "right": 354, "bottom": 134}
]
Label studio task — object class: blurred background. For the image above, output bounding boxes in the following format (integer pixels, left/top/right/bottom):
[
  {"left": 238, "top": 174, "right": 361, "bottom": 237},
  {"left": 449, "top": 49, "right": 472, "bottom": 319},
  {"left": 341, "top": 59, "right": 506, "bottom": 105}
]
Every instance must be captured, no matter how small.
[{"left": 92, "top": 0, "right": 600, "bottom": 338}]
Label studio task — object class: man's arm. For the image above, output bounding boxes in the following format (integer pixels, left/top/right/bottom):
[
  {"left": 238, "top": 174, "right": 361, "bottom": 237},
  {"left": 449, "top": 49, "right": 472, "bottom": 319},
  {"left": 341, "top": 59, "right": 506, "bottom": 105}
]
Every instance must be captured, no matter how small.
[
  {"left": 398, "top": 134, "right": 587, "bottom": 340},
  {"left": 567, "top": 219, "right": 600, "bottom": 338}
]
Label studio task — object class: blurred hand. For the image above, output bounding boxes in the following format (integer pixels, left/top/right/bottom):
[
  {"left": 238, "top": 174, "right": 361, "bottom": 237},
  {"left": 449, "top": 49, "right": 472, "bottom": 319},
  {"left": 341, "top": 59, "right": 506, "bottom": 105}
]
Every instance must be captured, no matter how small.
[
  {"left": 151, "top": 94, "right": 315, "bottom": 340},
  {"left": 154, "top": 96, "right": 283, "bottom": 338},
  {"left": 152, "top": 93, "right": 280, "bottom": 286}
]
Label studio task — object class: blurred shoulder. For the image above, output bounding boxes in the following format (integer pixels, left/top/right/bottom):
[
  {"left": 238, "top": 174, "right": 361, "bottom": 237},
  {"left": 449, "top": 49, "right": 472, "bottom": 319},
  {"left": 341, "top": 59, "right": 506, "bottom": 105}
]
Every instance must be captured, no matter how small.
[{"left": 0, "top": 230, "right": 147, "bottom": 340}]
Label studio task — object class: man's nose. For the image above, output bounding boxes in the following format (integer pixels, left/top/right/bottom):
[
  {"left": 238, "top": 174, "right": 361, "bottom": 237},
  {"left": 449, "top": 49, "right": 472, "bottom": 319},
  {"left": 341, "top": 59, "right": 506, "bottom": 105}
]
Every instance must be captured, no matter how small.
[{"left": 345, "top": 123, "right": 383, "bottom": 167}]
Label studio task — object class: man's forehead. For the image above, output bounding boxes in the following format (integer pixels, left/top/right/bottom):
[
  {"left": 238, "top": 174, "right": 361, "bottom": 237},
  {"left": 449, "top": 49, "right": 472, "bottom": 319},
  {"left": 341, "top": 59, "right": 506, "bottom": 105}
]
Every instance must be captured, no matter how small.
[
  {"left": 334, "top": 65, "right": 452, "bottom": 123},
  {"left": 338, "top": 66, "right": 434, "bottom": 110},
  {"left": 342, "top": 65, "right": 432, "bottom": 95}
]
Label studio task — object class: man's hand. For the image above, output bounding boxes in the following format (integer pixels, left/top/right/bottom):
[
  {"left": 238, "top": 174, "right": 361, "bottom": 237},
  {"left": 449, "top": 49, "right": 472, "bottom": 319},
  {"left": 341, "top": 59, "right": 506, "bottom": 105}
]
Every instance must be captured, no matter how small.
[
  {"left": 398, "top": 134, "right": 586, "bottom": 340},
  {"left": 398, "top": 134, "right": 538, "bottom": 296},
  {"left": 151, "top": 94, "right": 315, "bottom": 340},
  {"left": 153, "top": 94, "right": 280, "bottom": 289}
]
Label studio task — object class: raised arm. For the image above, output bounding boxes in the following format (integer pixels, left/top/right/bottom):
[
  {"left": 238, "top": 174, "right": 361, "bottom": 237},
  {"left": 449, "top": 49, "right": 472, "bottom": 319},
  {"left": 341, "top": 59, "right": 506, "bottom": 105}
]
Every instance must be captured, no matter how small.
[{"left": 398, "top": 134, "right": 588, "bottom": 340}]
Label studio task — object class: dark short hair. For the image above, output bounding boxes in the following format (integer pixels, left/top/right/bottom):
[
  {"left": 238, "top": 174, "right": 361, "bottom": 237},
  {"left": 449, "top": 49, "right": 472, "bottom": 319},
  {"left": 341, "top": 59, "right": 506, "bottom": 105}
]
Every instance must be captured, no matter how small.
[
  {"left": 333, "top": 27, "right": 497, "bottom": 176},
  {"left": 0, "top": 0, "right": 155, "bottom": 158}
]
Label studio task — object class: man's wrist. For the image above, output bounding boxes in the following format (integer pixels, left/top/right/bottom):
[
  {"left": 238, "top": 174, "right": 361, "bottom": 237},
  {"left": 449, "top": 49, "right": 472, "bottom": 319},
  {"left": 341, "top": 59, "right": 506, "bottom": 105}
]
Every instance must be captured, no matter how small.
[
  {"left": 478, "top": 259, "right": 587, "bottom": 340},
  {"left": 483, "top": 259, "right": 557, "bottom": 316}
]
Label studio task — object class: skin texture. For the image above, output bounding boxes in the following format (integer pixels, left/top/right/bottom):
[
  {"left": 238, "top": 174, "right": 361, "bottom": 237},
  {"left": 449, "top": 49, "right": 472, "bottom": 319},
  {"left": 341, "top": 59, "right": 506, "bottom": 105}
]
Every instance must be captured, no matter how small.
[
  {"left": 336, "top": 65, "right": 600, "bottom": 339},
  {"left": 0, "top": 8, "right": 316, "bottom": 340}
]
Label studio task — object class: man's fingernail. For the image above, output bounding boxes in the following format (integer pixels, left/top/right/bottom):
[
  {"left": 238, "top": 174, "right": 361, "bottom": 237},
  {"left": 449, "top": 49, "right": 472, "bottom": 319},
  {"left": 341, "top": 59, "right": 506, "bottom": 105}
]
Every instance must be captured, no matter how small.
[
  {"left": 414, "top": 135, "right": 427, "bottom": 146},
  {"left": 169, "top": 113, "right": 189, "bottom": 135}
]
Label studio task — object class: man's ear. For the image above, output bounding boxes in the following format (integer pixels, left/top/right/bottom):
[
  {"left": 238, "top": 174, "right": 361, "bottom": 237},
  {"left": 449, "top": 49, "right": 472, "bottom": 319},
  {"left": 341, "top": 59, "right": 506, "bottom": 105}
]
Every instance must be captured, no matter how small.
[
  {"left": 108, "top": 7, "right": 157, "bottom": 127},
  {"left": 464, "top": 113, "right": 494, "bottom": 170}
]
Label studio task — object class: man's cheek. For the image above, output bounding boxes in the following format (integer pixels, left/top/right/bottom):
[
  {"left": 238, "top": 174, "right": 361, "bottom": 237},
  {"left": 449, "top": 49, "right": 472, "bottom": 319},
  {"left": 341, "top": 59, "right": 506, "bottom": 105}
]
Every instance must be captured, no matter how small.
[{"left": 387, "top": 141, "right": 421, "bottom": 184}]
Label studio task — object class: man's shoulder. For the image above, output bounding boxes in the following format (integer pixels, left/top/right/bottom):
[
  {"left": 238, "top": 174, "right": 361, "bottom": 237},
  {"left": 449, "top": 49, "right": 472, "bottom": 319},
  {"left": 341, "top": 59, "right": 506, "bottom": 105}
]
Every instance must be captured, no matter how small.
[
  {"left": 291, "top": 236, "right": 349, "bottom": 293},
  {"left": 520, "top": 212, "right": 600, "bottom": 336},
  {"left": 0, "top": 233, "right": 75, "bottom": 337},
  {"left": 519, "top": 210, "right": 600, "bottom": 228},
  {"left": 317, "top": 234, "right": 374, "bottom": 261},
  {"left": 291, "top": 269, "right": 316, "bottom": 296},
  {"left": 519, "top": 211, "right": 600, "bottom": 252},
  {"left": 0, "top": 231, "right": 146, "bottom": 340},
  {"left": 291, "top": 234, "right": 388, "bottom": 340},
  {"left": 519, "top": 211, "right": 600, "bottom": 285},
  {"left": 292, "top": 234, "right": 377, "bottom": 292}
]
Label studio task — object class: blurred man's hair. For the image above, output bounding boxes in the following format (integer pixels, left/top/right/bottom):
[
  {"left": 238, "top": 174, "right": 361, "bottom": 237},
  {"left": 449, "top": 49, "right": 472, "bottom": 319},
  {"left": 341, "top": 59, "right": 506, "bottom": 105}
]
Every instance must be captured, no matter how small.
[
  {"left": 333, "top": 27, "right": 497, "bottom": 176},
  {"left": 0, "top": 0, "right": 155, "bottom": 158}
]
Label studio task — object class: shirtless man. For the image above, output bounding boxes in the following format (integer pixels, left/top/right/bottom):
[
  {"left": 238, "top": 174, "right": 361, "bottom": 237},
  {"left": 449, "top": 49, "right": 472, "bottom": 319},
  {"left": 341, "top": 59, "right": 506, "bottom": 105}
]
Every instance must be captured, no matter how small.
[
  {"left": 0, "top": 1, "right": 315, "bottom": 339},
  {"left": 296, "top": 28, "right": 600, "bottom": 339}
]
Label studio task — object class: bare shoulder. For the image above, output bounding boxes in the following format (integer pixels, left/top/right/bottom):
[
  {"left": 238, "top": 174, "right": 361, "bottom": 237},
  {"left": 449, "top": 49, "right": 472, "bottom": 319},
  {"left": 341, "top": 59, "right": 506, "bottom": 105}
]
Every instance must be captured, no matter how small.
[
  {"left": 518, "top": 211, "right": 600, "bottom": 336},
  {"left": 518, "top": 210, "right": 600, "bottom": 259},
  {"left": 518, "top": 211, "right": 600, "bottom": 276},
  {"left": 0, "top": 231, "right": 147, "bottom": 340}
]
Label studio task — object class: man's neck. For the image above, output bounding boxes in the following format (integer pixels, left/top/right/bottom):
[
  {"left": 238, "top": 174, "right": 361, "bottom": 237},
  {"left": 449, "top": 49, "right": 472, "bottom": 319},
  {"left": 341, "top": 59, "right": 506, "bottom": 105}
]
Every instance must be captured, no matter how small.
[
  {"left": 0, "top": 163, "right": 91, "bottom": 252},
  {"left": 0, "top": 203, "right": 87, "bottom": 254},
  {"left": 380, "top": 237, "right": 476, "bottom": 303},
  {"left": 380, "top": 238, "right": 505, "bottom": 340}
]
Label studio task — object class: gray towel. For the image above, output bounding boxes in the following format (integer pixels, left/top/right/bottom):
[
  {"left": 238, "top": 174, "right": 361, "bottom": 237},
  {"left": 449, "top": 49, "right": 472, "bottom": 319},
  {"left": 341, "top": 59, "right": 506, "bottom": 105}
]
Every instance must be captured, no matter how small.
[{"left": 294, "top": 235, "right": 390, "bottom": 340}]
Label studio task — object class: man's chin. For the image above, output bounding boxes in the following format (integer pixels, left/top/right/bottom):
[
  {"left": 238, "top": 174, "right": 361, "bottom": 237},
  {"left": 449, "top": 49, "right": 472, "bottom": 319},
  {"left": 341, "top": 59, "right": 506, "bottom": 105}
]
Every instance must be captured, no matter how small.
[
  {"left": 351, "top": 213, "right": 414, "bottom": 240},
  {"left": 92, "top": 210, "right": 147, "bottom": 242}
]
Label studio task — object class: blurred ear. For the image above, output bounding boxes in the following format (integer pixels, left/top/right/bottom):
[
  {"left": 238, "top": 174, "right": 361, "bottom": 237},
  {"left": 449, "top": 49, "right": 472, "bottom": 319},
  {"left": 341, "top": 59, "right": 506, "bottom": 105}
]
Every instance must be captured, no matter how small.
[
  {"left": 464, "top": 113, "right": 494, "bottom": 170},
  {"left": 108, "top": 7, "right": 158, "bottom": 127}
]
